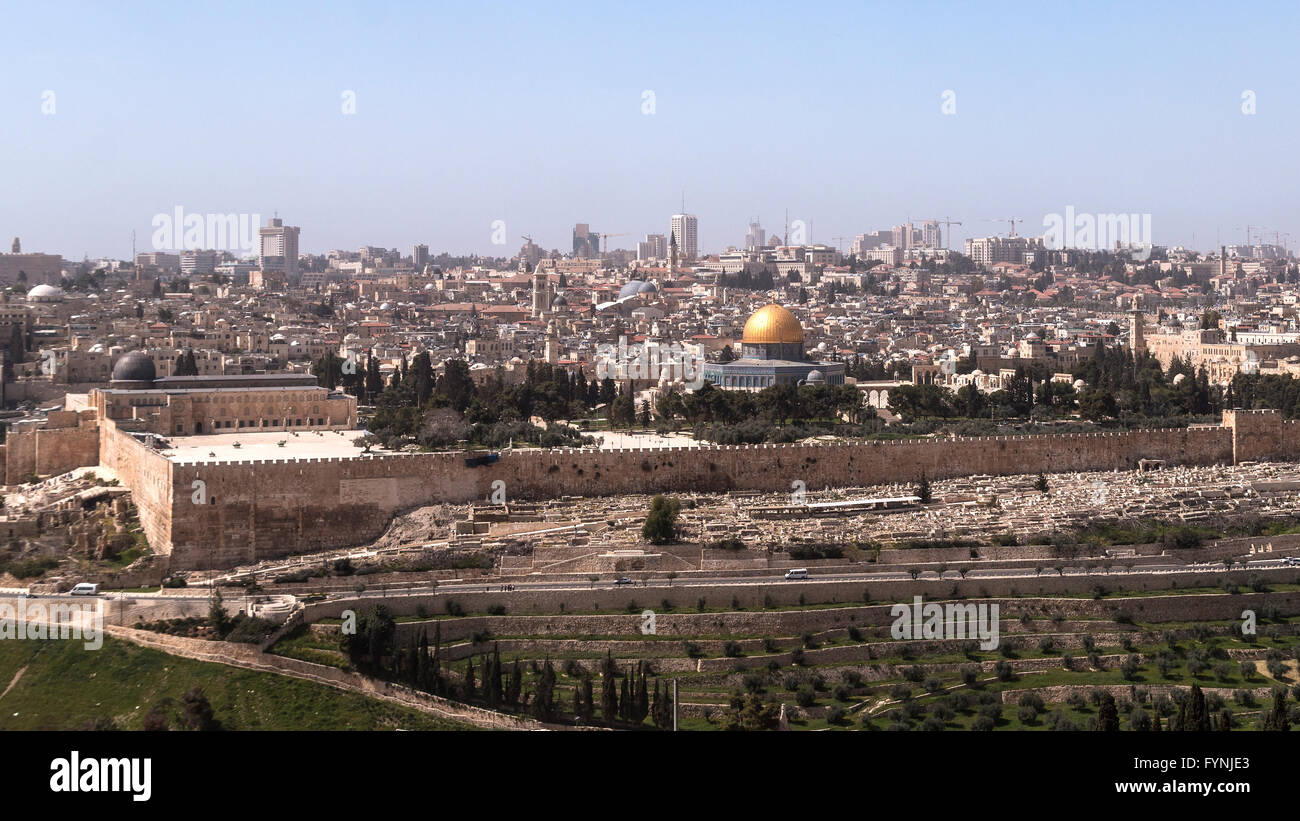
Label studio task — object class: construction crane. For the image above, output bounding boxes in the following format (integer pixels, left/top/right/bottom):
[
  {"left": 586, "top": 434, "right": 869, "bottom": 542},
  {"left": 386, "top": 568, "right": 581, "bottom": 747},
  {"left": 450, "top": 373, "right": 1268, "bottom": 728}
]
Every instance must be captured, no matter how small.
[
  {"left": 984, "top": 218, "right": 1022, "bottom": 238},
  {"left": 599, "top": 232, "right": 630, "bottom": 253},
  {"left": 831, "top": 236, "right": 851, "bottom": 255},
  {"left": 921, "top": 217, "right": 962, "bottom": 251},
  {"left": 1234, "top": 225, "right": 1264, "bottom": 246}
]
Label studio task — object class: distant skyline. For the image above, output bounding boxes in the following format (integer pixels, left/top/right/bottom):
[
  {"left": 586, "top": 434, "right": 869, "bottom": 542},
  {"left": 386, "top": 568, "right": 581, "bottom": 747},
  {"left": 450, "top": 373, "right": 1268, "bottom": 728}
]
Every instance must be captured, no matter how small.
[{"left": 3, "top": 0, "right": 1300, "bottom": 259}]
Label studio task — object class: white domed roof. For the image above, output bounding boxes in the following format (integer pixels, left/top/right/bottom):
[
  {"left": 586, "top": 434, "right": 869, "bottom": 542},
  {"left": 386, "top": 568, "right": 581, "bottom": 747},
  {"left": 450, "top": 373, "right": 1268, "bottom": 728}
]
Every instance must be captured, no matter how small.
[{"left": 27, "top": 284, "right": 64, "bottom": 300}]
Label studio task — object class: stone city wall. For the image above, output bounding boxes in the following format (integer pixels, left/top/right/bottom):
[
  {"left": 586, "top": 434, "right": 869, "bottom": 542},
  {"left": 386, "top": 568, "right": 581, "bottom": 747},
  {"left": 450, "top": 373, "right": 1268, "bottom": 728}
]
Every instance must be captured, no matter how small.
[
  {"left": 99, "top": 422, "right": 175, "bottom": 561},
  {"left": 159, "top": 422, "right": 1249, "bottom": 568},
  {"left": 85, "top": 409, "right": 1300, "bottom": 569},
  {"left": 1, "top": 410, "right": 100, "bottom": 485}
]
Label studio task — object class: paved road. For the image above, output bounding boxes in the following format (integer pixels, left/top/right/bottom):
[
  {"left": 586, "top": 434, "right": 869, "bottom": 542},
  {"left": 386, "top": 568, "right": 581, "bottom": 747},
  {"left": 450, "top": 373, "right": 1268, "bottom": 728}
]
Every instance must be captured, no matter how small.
[{"left": 340, "top": 557, "right": 1298, "bottom": 599}]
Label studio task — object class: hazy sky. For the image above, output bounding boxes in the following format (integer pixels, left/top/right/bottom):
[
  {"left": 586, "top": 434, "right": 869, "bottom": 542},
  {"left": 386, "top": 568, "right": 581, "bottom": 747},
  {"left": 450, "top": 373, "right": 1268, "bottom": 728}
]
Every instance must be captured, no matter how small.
[{"left": 3, "top": 0, "right": 1298, "bottom": 259}]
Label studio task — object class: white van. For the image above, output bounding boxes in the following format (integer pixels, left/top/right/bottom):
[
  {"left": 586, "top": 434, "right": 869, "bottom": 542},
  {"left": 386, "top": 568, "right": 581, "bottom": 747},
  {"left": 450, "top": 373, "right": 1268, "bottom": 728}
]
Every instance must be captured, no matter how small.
[
  {"left": 784, "top": 568, "right": 809, "bottom": 580},
  {"left": 69, "top": 583, "right": 100, "bottom": 596}
]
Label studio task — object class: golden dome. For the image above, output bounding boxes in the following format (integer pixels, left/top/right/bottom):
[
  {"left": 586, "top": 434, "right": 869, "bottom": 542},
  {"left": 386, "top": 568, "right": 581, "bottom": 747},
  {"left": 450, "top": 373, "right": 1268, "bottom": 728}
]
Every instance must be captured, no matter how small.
[{"left": 742, "top": 303, "right": 803, "bottom": 345}]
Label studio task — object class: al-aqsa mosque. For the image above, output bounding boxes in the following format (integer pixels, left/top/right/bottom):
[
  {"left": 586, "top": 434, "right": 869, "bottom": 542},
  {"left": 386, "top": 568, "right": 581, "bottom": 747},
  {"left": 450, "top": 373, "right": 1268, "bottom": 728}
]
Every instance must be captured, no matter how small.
[{"left": 703, "top": 303, "right": 845, "bottom": 390}]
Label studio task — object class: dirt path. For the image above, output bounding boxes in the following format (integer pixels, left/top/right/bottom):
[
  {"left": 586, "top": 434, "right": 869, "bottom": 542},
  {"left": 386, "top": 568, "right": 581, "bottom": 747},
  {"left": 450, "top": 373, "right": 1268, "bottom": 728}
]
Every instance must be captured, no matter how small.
[{"left": 0, "top": 665, "right": 28, "bottom": 701}]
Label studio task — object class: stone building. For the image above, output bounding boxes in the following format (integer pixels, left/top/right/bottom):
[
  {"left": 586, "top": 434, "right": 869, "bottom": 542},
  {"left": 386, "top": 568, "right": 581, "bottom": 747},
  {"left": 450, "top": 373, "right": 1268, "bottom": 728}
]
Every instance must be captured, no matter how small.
[{"left": 82, "top": 350, "right": 357, "bottom": 436}]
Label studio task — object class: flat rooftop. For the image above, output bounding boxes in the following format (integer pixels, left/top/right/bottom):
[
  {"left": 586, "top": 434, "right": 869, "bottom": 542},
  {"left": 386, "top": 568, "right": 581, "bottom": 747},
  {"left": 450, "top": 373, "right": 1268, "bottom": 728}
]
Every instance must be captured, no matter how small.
[{"left": 159, "top": 429, "right": 368, "bottom": 464}]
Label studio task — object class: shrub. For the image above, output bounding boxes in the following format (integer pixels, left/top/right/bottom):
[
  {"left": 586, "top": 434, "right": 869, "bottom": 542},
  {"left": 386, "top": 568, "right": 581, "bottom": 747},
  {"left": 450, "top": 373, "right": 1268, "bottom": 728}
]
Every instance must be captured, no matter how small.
[{"left": 795, "top": 685, "right": 816, "bottom": 708}]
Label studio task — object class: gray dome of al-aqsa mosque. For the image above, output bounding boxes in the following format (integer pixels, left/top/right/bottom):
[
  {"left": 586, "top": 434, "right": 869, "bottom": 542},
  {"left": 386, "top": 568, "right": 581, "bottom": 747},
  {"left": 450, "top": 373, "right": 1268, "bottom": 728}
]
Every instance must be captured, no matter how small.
[{"left": 111, "top": 350, "right": 157, "bottom": 388}]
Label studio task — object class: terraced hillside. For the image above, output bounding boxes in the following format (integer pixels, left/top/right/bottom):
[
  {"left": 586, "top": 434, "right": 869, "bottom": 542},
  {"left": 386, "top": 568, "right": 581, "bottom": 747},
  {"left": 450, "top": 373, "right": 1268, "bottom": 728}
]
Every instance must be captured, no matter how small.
[{"left": 268, "top": 583, "right": 1300, "bottom": 731}]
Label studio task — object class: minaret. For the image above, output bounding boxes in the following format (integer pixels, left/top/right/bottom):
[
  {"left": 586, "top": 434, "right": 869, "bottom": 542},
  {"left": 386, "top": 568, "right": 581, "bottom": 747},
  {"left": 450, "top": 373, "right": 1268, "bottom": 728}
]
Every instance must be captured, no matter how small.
[
  {"left": 1128, "top": 299, "right": 1146, "bottom": 358},
  {"left": 667, "top": 233, "right": 678, "bottom": 281}
]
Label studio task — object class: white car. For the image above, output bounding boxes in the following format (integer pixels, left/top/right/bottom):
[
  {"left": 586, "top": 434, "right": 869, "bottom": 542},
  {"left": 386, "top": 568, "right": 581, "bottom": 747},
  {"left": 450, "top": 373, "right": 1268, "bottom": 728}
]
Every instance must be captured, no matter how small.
[
  {"left": 1282, "top": 557, "right": 1300, "bottom": 567},
  {"left": 784, "top": 568, "right": 809, "bottom": 580},
  {"left": 69, "top": 582, "right": 101, "bottom": 596}
]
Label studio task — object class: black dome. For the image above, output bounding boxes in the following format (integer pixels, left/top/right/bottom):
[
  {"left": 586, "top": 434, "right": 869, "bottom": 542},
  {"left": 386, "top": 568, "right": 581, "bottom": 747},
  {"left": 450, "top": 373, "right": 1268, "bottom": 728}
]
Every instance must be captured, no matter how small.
[{"left": 112, "top": 351, "right": 157, "bottom": 384}]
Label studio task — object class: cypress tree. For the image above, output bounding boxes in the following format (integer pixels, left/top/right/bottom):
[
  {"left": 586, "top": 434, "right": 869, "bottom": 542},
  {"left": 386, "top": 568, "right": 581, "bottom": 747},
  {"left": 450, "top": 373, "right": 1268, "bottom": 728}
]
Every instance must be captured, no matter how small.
[
  {"left": 507, "top": 660, "right": 522, "bottom": 708},
  {"left": 624, "top": 670, "right": 634, "bottom": 722},
  {"left": 417, "top": 629, "right": 431, "bottom": 692},
  {"left": 464, "top": 657, "right": 476, "bottom": 701},
  {"left": 1098, "top": 692, "right": 1119, "bottom": 731},
  {"left": 580, "top": 676, "right": 595, "bottom": 724},
  {"left": 491, "top": 644, "right": 504, "bottom": 706},
  {"left": 429, "top": 624, "right": 442, "bottom": 694},
  {"left": 602, "top": 668, "right": 618, "bottom": 724},
  {"left": 533, "top": 658, "right": 556, "bottom": 722},
  {"left": 1184, "top": 684, "right": 1209, "bottom": 732},
  {"left": 1262, "top": 689, "right": 1290, "bottom": 731},
  {"left": 634, "top": 663, "right": 649, "bottom": 723}
]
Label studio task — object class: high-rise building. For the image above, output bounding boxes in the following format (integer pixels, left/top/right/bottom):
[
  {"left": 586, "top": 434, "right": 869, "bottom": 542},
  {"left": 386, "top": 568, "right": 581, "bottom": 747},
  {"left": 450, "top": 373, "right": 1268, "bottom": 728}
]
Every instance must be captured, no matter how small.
[
  {"left": 964, "top": 235, "right": 1043, "bottom": 266},
  {"left": 637, "top": 233, "right": 667, "bottom": 261},
  {"left": 920, "top": 220, "right": 941, "bottom": 249},
  {"left": 135, "top": 252, "right": 180, "bottom": 272},
  {"left": 851, "top": 231, "right": 892, "bottom": 256},
  {"left": 258, "top": 218, "right": 300, "bottom": 279},
  {"left": 891, "top": 223, "right": 922, "bottom": 250},
  {"left": 180, "top": 250, "right": 217, "bottom": 275},
  {"left": 572, "top": 224, "right": 600, "bottom": 258},
  {"left": 671, "top": 214, "right": 698, "bottom": 260},
  {"left": 745, "top": 221, "right": 766, "bottom": 251},
  {"left": 412, "top": 244, "right": 429, "bottom": 270},
  {"left": 519, "top": 238, "right": 542, "bottom": 271}
]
